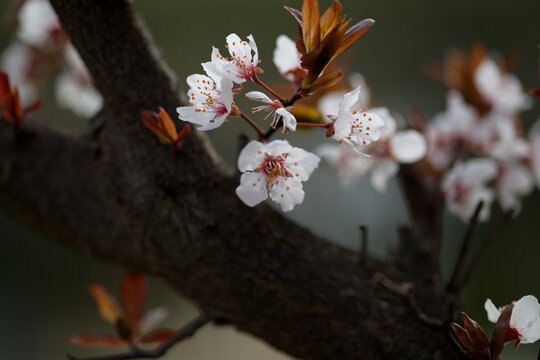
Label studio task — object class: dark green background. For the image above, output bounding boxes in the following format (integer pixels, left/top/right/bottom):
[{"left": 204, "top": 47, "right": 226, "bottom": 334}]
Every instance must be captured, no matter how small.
[{"left": 1, "top": 0, "right": 539, "bottom": 358}]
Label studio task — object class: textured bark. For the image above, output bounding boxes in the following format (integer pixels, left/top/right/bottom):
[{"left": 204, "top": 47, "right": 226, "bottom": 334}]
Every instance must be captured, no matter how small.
[{"left": 0, "top": 1, "right": 464, "bottom": 359}]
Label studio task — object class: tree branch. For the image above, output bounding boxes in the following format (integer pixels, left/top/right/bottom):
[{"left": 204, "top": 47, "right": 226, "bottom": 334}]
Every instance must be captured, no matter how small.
[{"left": 0, "top": 1, "right": 462, "bottom": 359}]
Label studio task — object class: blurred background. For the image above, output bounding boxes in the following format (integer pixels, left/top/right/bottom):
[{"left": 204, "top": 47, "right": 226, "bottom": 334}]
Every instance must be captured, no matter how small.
[{"left": 1, "top": 0, "right": 540, "bottom": 358}]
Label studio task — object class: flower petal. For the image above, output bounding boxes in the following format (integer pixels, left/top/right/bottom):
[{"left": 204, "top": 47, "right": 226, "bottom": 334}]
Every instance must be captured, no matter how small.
[
  {"left": 276, "top": 107, "right": 297, "bottom": 132},
  {"left": 485, "top": 298, "right": 501, "bottom": 323},
  {"left": 269, "top": 177, "right": 305, "bottom": 212},
  {"left": 511, "top": 295, "right": 540, "bottom": 344},
  {"left": 390, "top": 130, "right": 427, "bottom": 164},
  {"left": 88, "top": 285, "right": 123, "bottom": 325},
  {"left": 237, "top": 140, "right": 266, "bottom": 172},
  {"left": 245, "top": 91, "right": 272, "bottom": 104},
  {"left": 120, "top": 272, "right": 147, "bottom": 334},
  {"left": 370, "top": 159, "right": 398, "bottom": 192},
  {"left": 236, "top": 172, "right": 267, "bottom": 207}
]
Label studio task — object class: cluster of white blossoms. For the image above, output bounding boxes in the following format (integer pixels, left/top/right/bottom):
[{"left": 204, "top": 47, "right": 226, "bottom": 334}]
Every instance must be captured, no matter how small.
[
  {"left": 0, "top": 0, "right": 102, "bottom": 117},
  {"left": 315, "top": 73, "right": 427, "bottom": 191},
  {"left": 426, "top": 52, "right": 538, "bottom": 222},
  {"left": 176, "top": 32, "right": 394, "bottom": 211},
  {"left": 485, "top": 296, "right": 540, "bottom": 346}
]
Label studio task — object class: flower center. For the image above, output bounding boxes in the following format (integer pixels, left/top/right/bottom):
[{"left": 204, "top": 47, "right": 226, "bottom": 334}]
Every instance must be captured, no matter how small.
[{"left": 258, "top": 153, "right": 291, "bottom": 187}]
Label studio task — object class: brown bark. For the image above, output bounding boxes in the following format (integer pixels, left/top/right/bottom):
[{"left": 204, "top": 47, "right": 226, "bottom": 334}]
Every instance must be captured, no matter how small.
[{"left": 0, "top": 0, "right": 464, "bottom": 358}]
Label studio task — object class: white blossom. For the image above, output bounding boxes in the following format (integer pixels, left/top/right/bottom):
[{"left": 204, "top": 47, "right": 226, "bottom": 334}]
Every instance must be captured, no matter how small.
[
  {"left": 177, "top": 73, "right": 233, "bottom": 131},
  {"left": 0, "top": 42, "right": 39, "bottom": 105},
  {"left": 496, "top": 162, "right": 534, "bottom": 213},
  {"left": 474, "top": 58, "right": 531, "bottom": 115},
  {"left": 17, "top": 0, "right": 61, "bottom": 48},
  {"left": 332, "top": 87, "right": 384, "bottom": 148},
  {"left": 317, "top": 73, "right": 370, "bottom": 118},
  {"left": 236, "top": 140, "right": 320, "bottom": 212},
  {"left": 485, "top": 296, "right": 540, "bottom": 345},
  {"left": 202, "top": 33, "right": 259, "bottom": 84},
  {"left": 442, "top": 158, "right": 497, "bottom": 222},
  {"left": 55, "top": 45, "right": 103, "bottom": 118},
  {"left": 245, "top": 91, "right": 296, "bottom": 132},
  {"left": 272, "top": 35, "right": 303, "bottom": 82},
  {"left": 390, "top": 130, "right": 427, "bottom": 164}
]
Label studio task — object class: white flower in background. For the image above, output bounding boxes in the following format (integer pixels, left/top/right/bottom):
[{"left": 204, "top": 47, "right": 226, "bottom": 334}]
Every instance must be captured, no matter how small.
[
  {"left": 55, "top": 45, "right": 103, "bottom": 118},
  {"left": 203, "top": 34, "right": 259, "bottom": 84},
  {"left": 496, "top": 162, "right": 534, "bottom": 213},
  {"left": 1, "top": 42, "right": 39, "bottom": 105},
  {"left": 318, "top": 109, "right": 427, "bottom": 192},
  {"left": 474, "top": 58, "right": 531, "bottom": 115},
  {"left": 485, "top": 296, "right": 540, "bottom": 345},
  {"left": 17, "top": 0, "right": 62, "bottom": 48},
  {"left": 236, "top": 140, "right": 320, "bottom": 212},
  {"left": 177, "top": 73, "right": 233, "bottom": 131},
  {"left": 432, "top": 91, "right": 478, "bottom": 137},
  {"left": 317, "top": 73, "right": 370, "bottom": 118},
  {"left": 273, "top": 35, "right": 303, "bottom": 82},
  {"left": 530, "top": 119, "right": 540, "bottom": 187},
  {"left": 390, "top": 130, "right": 427, "bottom": 164},
  {"left": 332, "top": 87, "right": 384, "bottom": 148},
  {"left": 245, "top": 91, "right": 296, "bottom": 132},
  {"left": 442, "top": 158, "right": 497, "bottom": 222}
]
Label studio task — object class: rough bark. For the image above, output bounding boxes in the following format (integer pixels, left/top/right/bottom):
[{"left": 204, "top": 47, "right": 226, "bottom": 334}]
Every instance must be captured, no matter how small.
[{"left": 0, "top": 0, "right": 463, "bottom": 359}]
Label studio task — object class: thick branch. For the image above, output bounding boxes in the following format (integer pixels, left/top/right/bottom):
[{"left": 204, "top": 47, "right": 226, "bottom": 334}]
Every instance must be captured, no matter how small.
[{"left": 0, "top": 1, "right": 460, "bottom": 359}]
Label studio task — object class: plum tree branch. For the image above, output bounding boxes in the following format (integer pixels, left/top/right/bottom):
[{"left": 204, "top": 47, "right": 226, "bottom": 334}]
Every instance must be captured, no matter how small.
[{"left": 0, "top": 0, "right": 463, "bottom": 359}]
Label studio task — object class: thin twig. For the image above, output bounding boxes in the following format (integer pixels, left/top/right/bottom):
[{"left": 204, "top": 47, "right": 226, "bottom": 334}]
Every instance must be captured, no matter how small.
[
  {"left": 254, "top": 75, "right": 284, "bottom": 102},
  {"left": 239, "top": 112, "right": 266, "bottom": 140},
  {"left": 359, "top": 225, "right": 368, "bottom": 265},
  {"left": 66, "top": 314, "right": 211, "bottom": 360},
  {"left": 454, "top": 209, "right": 515, "bottom": 292},
  {"left": 447, "top": 201, "right": 484, "bottom": 293}
]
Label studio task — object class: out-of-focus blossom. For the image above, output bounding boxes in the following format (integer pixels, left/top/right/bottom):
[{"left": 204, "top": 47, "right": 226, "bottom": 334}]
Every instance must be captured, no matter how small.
[
  {"left": 485, "top": 296, "right": 540, "bottom": 346},
  {"left": 246, "top": 91, "right": 296, "bottom": 132},
  {"left": 442, "top": 158, "right": 497, "bottom": 222},
  {"left": 0, "top": 42, "right": 40, "bottom": 105},
  {"left": 273, "top": 35, "right": 305, "bottom": 86},
  {"left": 474, "top": 58, "right": 531, "bottom": 115},
  {"left": 69, "top": 273, "right": 174, "bottom": 348},
  {"left": 177, "top": 73, "right": 233, "bottom": 131},
  {"left": 390, "top": 130, "right": 427, "bottom": 164},
  {"left": 17, "top": 0, "right": 64, "bottom": 48},
  {"left": 203, "top": 34, "right": 260, "bottom": 84},
  {"left": 55, "top": 45, "right": 103, "bottom": 118},
  {"left": 236, "top": 140, "right": 320, "bottom": 212},
  {"left": 331, "top": 87, "right": 384, "bottom": 148},
  {"left": 496, "top": 162, "right": 534, "bottom": 213}
]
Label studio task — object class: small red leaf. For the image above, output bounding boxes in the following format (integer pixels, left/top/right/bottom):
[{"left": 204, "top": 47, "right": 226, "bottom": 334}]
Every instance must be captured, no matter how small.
[
  {"left": 451, "top": 323, "right": 475, "bottom": 350},
  {"left": 68, "top": 334, "right": 124, "bottom": 348},
  {"left": 120, "top": 272, "right": 147, "bottom": 335},
  {"left": 490, "top": 303, "right": 515, "bottom": 358},
  {"left": 140, "top": 328, "right": 177, "bottom": 345},
  {"left": 462, "top": 312, "right": 490, "bottom": 349},
  {"left": 89, "top": 284, "right": 123, "bottom": 325},
  {"left": 531, "top": 89, "right": 540, "bottom": 100},
  {"left": 302, "top": 0, "right": 320, "bottom": 52}
]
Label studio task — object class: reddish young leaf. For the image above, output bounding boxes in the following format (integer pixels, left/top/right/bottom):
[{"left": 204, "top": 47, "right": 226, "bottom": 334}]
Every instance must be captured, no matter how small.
[
  {"left": 302, "top": 69, "right": 343, "bottom": 95},
  {"left": 451, "top": 323, "right": 475, "bottom": 350},
  {"left": 120, "top": 272, "right": 147, "bottom": 335},
  {"left": 68, "top": 334, "right": 124, "bottom": 348},
  {"left": 302, "top": 0, "right": 320, "bottom": 52},
  {"left": 462, "top": 312, "right": 490, "bottom": 349},
  {"left": 140, "top": 328, "right": 177, "bottom": 345},
  {"left": 532, "top": 89, "right": 540, "bottom": 100},
  {"left": 319, "top": 0, "right": 342, "bottom": 41},
  {"left": 173, "top": 124, "right": 191, "bottom": 149},
  {"left": 89, "top": 284, "right": 123, "bottom": 326},
  {"left": 331, "top": 18, "right": 375, "bottom": 63},
  {"left": 490, "top": 303, "right": 516, "bottom": 358},
  {"left": 158, "top": 107, "right": 178, "bottom": 141}
]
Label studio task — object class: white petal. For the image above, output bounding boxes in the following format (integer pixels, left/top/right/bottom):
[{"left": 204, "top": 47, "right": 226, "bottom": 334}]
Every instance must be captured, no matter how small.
[
  {"left": 197, "top": 112, "right": 228, "bottom": 131},
  {"left": 236, "top": 172, "right": 267, "bottom": 207},
  {"left": 269, "top": 177, "right": 304, "bottom": 212},
  {"left": 275, "top": 107, "right": 297, "bottom": 132},
  {"left": 245, "top": 91, "right": 272, "bottom": 104},
  {"left": 55, "top": 72, "right": 103, "bottom": 118},
  {"left": 463, "top": 158, "right": 498, "bottom": 185},
  {"left": 285, "top": 147, "right": 320, "bottom": 182},
  {"left": 237, "top": 141, "right": 266, "bottom": 172},
  {"left": 176, "top": 106, "right": 215, "bottom": 126},
  {"left": 530, "top": 119, "right": 540, "bottom": 186},
  {"left": 263, "top": 139, "right": 294, "bottom": 157},
  {"left": 497, "top": 163, "right": 534, "bottom": 212},
  {"left": 370, "top": 107, "right": 396, "bottom": 139},
  {"left": 273, "top": 35, "right": 301, "bottom": 76},
  {"left": 370, "top": 160, "right": 398, "bottom": 192},
  {"left": 219, "top": 77, "right": 233, "bottom": 112},
  {"left": 247, "top": 34, "right": 259, "bottom": 65},
  {"left": 484, "top": 299, "right": 501, "bottom": 323},
  {"left": 139, "top": 307, "right": 169, "bottom": 332},
  {"left": 17, "top": 0, "right": 59, "bottom": 47},
  {"left": 511, "top": 295, "right": 540, "bottom": 344},
  {"left": 340, "top": 87, "right": 362, "bottom": 113},
  {"left": 390, "top": 130, "right": 427, "bottom": 164},
  {"left": 186, "top": 74, "right": 215, "bottom": 89},
  {"left": 318, "top": 92, "right": 345, "bottom": 118}
]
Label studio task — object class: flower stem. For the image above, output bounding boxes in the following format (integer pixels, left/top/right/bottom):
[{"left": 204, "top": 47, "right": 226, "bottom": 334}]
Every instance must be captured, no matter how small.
[
  {"left": 240, "top": 112, "right": 266, "bottom": 140},
  {"left": 254, "top": 75, "right": 284, "bottom": 102}
]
